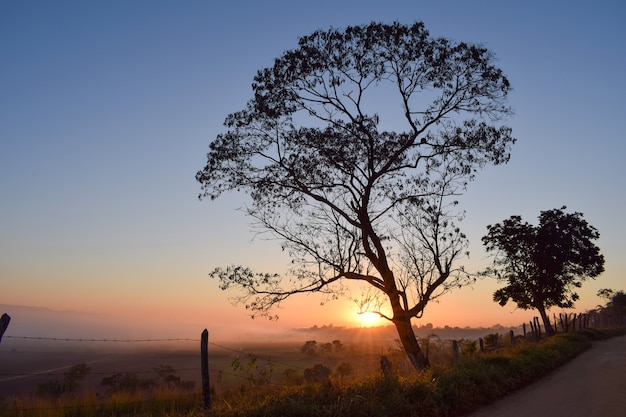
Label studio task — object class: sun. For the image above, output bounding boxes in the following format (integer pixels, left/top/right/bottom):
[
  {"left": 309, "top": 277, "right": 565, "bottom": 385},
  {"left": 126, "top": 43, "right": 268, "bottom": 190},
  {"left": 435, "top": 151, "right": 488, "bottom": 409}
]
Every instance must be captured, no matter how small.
[{"left": 356, "top": 311, "right": 382, "bottom": 327}]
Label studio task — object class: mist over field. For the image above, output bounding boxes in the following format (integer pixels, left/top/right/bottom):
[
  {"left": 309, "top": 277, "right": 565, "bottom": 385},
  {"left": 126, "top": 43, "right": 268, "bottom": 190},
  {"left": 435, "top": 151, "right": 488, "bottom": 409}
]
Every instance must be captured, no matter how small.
[
  {"left": 0, "top": 303, "right": 525, "bottom": 400},
  {"left": 0, "top": 304, "right": 521, "bottom": 349}
]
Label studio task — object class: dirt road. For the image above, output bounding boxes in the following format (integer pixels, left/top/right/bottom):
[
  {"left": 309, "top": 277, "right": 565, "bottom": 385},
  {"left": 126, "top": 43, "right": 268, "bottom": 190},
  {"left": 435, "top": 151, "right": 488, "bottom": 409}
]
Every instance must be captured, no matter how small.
[{"left": 467, "top": 335, "right": 626, "bottom": 417}]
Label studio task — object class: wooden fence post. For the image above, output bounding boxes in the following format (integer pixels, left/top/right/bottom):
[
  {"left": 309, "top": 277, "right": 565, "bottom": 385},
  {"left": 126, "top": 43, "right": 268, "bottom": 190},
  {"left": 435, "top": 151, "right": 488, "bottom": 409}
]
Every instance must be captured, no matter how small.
[
  {"left": 553, "top": 314, "right": 558, "bottom": 333},
  {"left": 201, "top": 329, "right": 211, "bottom": 409},
  {"left": 452, "top": 340, "right": 459, "bottom": 362},
  {"left": 509, "top": 330, "right": 515, "bottom": 346},
  {"left": 478, "top": 337, "right": 484, "bottom": 352},
  {"left": 532, "top": 317, "right": 541, "bottom": 341},
  {"left": 0, "top": 313, "right": 10, "bottom": 344}
]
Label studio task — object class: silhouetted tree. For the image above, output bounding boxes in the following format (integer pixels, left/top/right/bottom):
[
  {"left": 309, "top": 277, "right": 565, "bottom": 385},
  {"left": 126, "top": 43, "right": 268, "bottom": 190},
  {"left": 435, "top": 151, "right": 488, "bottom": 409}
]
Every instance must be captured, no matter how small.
[
  {"left": 598, "top": 289, "right": 626, "bottom": 316},
  {"left": 332, "top": 339, "right": 344, "bottom": 353},
  {"left": 301, "top": 340, "right": 317, "bottom": 356},
  {"left": 197, "top": 21, "right": 515, "bottom": 370},
  {"left": 482, "top": 207, "right": 605, "bottom": 335}
]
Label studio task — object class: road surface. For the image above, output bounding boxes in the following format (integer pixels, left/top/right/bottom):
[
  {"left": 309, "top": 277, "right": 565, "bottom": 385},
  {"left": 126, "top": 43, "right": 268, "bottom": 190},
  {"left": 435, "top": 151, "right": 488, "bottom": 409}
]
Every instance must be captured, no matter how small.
[{"left": 467, "top": 335, "right": 626, "bottom": 417}]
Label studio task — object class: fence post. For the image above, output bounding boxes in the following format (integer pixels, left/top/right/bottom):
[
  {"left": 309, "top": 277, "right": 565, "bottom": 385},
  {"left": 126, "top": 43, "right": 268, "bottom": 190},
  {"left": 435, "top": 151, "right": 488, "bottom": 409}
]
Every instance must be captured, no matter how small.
[
  {"left": 452, "top": 340, "right": 459, "bottom": 362},
  {"left": 532, "top": 317, "right": 541, "bottom": 341},
  {"left": 509, "top": 330, "right": 515, "bottom": 346},
  {"left": 523, "top": 322, "right": 526, "bottom": 337},
  {"left": 478, "top": 337, "right": 484, "bottom": 352},
  {"left": 0, "top": 314, "right": 10, "bottom": 344},
  {"left": 201, "top": 329, "right": 211, "bottom": 409},
  {"left": 535, "top": 317, "right": 542, "bottom": 339},
  {"left": 553, "top": 314, "right": 558, "bottom": 333}
]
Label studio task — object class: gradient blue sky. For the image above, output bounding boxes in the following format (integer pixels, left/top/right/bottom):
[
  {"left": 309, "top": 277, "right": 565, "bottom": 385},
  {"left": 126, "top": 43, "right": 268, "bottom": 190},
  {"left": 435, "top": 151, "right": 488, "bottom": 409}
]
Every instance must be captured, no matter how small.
[{"left": 2, "top": 1, "right": 625, "bottom": 337}]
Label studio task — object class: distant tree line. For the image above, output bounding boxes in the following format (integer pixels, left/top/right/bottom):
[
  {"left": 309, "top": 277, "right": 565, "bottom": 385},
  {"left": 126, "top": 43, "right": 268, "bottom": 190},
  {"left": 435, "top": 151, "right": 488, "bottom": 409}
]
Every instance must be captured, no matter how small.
[{"left": 301, "top": 339, "right": 345, "bottom": 357}]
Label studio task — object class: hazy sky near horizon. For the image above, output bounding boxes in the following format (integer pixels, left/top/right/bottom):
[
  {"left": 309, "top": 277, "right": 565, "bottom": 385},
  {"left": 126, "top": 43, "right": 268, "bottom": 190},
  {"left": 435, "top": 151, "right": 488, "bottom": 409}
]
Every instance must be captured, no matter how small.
[{"left": 2, "top": 1, "right": 625, "bottom": 338}]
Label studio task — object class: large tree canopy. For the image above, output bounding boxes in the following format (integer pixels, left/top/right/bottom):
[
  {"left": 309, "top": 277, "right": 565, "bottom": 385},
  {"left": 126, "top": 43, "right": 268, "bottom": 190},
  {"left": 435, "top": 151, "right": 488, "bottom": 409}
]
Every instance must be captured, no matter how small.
[
  {"left": 482, "top": 207, "right": 605, "bottom": 335},
  {"left": 197, "top": 21, "right": 515, "bottom": 369}
]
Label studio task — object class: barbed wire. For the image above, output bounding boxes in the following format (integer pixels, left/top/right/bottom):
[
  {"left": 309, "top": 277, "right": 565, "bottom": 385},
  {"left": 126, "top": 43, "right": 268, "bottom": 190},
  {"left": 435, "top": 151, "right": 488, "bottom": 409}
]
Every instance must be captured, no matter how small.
[{"left": 4, "top": 335, "right": 200, "bottom": 342}]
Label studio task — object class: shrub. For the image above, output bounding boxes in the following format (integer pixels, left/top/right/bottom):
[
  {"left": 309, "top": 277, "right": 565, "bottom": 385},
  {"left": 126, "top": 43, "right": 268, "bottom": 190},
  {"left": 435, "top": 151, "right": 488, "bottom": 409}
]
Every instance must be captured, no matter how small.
[
  {"left": 36, "top": 363, "right": 90, "bottom": 399},
  {"left": 304, "top": 364, "right": 332, "bottom": 384}
]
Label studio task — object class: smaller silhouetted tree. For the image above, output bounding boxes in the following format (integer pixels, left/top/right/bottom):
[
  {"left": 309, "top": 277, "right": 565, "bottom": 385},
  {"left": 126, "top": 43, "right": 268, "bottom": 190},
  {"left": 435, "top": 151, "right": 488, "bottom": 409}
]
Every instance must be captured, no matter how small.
[
  {"left": 320, "top": 342, "right": 333, "bottom": 356},
  {"left": 598, "top": 289, "right": 626, "bottom": 316},
  {"left": 301, "top": 340, "right": 318, "bottom": 356},
  {"left": 332, "top": 339, "right": 344, "bottom": 353},
  {"left": 482, "top": 206, "right": 604, "bottom": 335}
]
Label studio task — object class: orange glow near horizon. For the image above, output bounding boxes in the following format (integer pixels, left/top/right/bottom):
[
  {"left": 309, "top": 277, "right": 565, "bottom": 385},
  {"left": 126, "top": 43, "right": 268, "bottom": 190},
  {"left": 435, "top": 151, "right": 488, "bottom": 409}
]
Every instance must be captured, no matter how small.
[{"left": 355, "top": 311, "right": 384, "bottom": 327}]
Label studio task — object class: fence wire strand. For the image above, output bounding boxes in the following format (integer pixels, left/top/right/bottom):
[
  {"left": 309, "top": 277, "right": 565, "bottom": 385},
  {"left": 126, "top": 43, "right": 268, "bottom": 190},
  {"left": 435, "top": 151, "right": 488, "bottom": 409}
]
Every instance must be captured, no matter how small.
[{"left": 4, "top": 335, "right": 200, "bottom": 342}]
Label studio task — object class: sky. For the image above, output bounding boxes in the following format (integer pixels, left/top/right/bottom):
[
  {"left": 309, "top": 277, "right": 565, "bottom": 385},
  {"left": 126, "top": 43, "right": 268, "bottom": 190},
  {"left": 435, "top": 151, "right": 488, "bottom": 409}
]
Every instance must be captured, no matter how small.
[{"left": 1, "top": 1, "right": 625, "bottom": 340}]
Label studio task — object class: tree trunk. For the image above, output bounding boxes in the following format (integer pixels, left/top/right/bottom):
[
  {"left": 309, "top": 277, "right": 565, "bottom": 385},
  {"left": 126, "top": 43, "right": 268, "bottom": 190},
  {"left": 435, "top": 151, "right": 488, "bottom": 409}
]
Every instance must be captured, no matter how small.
[
  {"left": 392, "top": 314, "right": 429, "bottom": 370},
  {"left": 537, "top": 306, "right": 555, "bottom": 336}
]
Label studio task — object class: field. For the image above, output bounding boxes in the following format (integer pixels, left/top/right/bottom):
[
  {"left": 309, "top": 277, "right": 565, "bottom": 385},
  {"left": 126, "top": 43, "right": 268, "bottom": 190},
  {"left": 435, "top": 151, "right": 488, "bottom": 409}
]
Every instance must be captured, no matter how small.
[
  {"left": 7, "top": 323, "right": 598, "bottom": 417},
  {"left": 0, "top": 325, "right": 501, "bottom": 400},
  {"left": 1, "top": 344, "right": 200, "bottom": 398}
]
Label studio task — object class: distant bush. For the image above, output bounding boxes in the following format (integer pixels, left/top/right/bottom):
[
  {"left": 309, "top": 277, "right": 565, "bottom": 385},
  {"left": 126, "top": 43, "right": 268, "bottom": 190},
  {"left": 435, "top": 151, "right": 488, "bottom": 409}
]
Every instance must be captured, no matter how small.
[
  {"left": 36, "top": 379, "right": 65, "bottom": 398},
  {"left": 227, "top": 354, "right": 275, "bottom": 388},
  {"left": 301, "top": 340, "right": 317, "bottom": 356},
  {"left": 304, "top": 364, "right": 332, "bottom": 384},
  {"left": 100, "top": 364, "right": 194, "bottom": 395},
  {"left": 101, "top": 371, "right": 155, "bottom": 393},
  {"left": 335, "top": 362, "right": 353, "bottom": 382},
  {"left": 301, "top": 339, "right": 345, "bottom": 357},
  {"left": 36, "top": 363, "right": 90, "bottom": 399}
]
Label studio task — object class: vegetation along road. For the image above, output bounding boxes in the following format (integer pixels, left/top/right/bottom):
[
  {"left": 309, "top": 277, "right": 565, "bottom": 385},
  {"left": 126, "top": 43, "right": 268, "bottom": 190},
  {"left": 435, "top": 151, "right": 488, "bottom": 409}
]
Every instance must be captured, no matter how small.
[{"left": 468, "top": 335, "right": 626, "bottom": 417}]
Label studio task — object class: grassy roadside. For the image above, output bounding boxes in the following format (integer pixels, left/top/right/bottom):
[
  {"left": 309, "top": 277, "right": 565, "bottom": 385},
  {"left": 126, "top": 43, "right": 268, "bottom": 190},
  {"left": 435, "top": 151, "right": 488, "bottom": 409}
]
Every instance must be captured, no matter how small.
[
  {"left": 218, "top": 328, "right": 626, "bottom": 417},
  {"left": 2, "top": 328, "right": 624, "bottom": 417}
]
